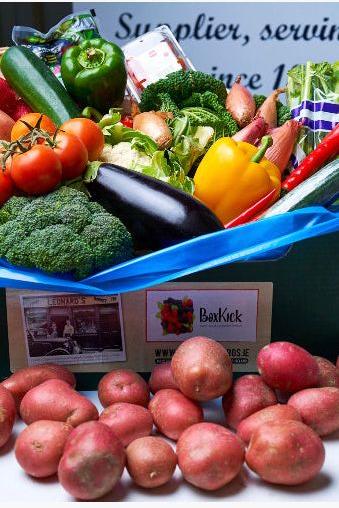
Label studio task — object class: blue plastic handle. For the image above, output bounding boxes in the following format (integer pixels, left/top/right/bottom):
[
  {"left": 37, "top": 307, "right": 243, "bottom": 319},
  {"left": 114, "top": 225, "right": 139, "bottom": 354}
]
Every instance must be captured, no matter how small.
[{"left": 0, "top": 207, "right": 338, "bottom": 295}]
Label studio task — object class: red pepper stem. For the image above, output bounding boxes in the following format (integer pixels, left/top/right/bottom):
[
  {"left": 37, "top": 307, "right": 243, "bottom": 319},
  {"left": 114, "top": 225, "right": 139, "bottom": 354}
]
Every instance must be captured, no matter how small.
[{"left": 250, "top": 136, "right": 273, "bottom": 163}]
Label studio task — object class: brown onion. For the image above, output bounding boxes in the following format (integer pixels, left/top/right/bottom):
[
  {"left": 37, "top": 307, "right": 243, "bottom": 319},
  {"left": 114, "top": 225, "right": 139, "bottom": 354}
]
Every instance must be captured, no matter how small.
[
  {"left": 232, "top": 117, "right": 267, "bottom": 144},
  {"left": 256, "top": 88, "right": 286, "bottom": 129},
  {"left": 226, "top": 76, "right": 256, "bottom": 128},
  {"left": 265, "top": 120, "right": 301, "bottom": 173},
  {"left": 133, "top": 111, "right": 172, "bottom": 149}
]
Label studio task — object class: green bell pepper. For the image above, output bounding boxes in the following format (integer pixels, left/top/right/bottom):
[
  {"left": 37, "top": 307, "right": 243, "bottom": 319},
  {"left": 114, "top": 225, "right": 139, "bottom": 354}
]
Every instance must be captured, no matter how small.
[{"left": 61, "top": 38, "right": 127, "bottom": 113}]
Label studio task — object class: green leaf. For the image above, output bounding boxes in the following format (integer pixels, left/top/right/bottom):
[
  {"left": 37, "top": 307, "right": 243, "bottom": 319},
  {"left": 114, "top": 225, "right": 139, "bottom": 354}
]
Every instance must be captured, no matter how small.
[
  {"left": 171, "top": 115, "right": 191, "bottom": 144},
  {"left": 83, "top": 161, "right": 102, "bottom": 183},
  {"left": 130, "top": 134, "right": 158, "bottom": 157}
]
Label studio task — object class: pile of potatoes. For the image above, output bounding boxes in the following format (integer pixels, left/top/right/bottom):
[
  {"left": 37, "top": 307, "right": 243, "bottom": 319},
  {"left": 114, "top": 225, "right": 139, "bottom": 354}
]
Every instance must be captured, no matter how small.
[{"left": 0, "top": 337, "right": 338, "bottom": 500}]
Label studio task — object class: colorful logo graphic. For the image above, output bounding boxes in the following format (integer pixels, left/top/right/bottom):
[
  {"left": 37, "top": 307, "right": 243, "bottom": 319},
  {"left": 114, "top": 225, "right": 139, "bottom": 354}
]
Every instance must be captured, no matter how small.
[{"left": 156, "top": 296, "right": 194, "bottom": 335}]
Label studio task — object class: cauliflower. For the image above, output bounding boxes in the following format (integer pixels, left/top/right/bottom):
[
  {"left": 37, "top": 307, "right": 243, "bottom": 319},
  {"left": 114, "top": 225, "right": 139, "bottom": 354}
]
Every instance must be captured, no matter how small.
[{"left": 99, "top": 142, "right": 152, "bottom": 170}]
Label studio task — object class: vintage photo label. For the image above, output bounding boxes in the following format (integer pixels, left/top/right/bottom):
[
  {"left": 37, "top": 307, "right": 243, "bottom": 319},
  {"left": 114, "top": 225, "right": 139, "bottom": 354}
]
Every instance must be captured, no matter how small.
[{"left": 19, "top": 294, "right": 126, "bottom": 366}]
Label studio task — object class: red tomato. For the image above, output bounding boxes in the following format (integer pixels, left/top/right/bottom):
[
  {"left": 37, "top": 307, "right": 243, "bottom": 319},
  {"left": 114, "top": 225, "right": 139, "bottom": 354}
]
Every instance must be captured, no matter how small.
[
  {"left": 53, "top": 131, "right": 88, "bottom": 181},
  {"left": 60, "top": 118, "right": 104, "bottom": 161},
  {"left": 8, "top": 145, "right": 62, "bottom": 195},
  {"left": 0, "top": 171, "right": 14, "bottom": 205},
  {"left": 11, "top": 113, "right": 56, "bottom": 141}
]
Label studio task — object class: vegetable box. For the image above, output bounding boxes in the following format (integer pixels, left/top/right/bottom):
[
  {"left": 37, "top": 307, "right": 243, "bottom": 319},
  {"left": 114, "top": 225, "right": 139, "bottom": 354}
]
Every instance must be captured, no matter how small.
[{"left": 0, "top": 36, "right": 338, "bottom": 390}]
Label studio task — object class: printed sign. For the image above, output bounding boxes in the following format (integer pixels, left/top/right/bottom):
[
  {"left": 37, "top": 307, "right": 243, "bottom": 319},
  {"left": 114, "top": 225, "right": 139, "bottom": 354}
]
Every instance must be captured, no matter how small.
[
  {"left": 146, "top": 289, "right": 259, "bottom": 342},
  {"left": 77, "top": 2, "right": 339, "bottom": 94},
  {"left": 19, "top": 293, "right": 126, "bottom": 366},
  {"left": 6, "top": 282, "right": 272, "bottom": 375}
]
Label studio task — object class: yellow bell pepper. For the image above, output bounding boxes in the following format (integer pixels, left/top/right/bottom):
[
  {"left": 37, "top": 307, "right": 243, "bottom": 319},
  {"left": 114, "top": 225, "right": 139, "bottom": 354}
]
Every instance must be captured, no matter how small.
[{"left": 194, "top": 136, "right": 281, "bottom": 224}]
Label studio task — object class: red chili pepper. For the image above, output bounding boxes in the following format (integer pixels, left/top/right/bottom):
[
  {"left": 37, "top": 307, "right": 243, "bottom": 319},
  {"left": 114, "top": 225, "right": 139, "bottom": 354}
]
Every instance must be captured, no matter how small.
[
  {"left": 282, "top": 123, "right": 339, "bottom": 193},
  {"left": 224, "top": 188, "right": 277, "bottom": 228},
  {"left": 121, "top": 115, "right": 133, "bottom": 128}
]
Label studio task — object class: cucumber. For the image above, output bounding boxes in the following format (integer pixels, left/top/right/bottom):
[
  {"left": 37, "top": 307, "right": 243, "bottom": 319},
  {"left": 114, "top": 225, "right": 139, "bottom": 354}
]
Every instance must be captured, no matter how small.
[
  {"left": 0, "top": 46, "right": 80, "bottom": 126},
  {"left": 263, "top": 159, "right": 339, "bottom": 218}
]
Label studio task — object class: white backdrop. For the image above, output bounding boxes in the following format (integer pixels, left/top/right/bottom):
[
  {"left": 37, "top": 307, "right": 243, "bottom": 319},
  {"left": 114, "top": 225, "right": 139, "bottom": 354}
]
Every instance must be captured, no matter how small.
[{"left": 74, "top": 2, "right": 338, "bottom": 94}]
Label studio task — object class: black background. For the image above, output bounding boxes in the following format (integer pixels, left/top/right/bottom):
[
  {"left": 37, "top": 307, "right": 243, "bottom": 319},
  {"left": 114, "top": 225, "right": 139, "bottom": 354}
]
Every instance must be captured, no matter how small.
[{"left": 0, "top": 2, "right": 72, "bottom": 46}]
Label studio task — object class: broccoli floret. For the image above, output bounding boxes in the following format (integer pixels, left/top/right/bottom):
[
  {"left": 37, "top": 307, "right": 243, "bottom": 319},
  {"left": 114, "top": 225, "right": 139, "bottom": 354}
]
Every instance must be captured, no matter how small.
[
  {"left": 0, "top": 196, "right": 32, "bottom": 225},
  {"left": 26, "top": 225, "right": 93, "bottom": 280},
  {"left": 87, "top": 201, "right": 106, "bottom": 215},
  {"left": 0, "top": 222, "right": 26, "bottom": 257},
  {"left": 140, "top": 70, "right": 227, "bottom": 112},
  {"left": 43, "top": 185, "right": 89, "bottom": 210},
  {"left": 13, "top": 202, "right": 60, "bottom": 235},
  {"left": 277, "top": 101, "right": 292, "bottom": 126},
  {"left": 83, "top": 214, "right": 134, "bottom": 270},
  {"left": 254, "top": 95, "right": 291, "bottom": 126},
  {"left": 57, "top": 203, "right": 92, "bottom": 233},
  {"left": 156, "top": 93, "right": 181, "bottom": 115},
  {"left": 0, "top": 186, "right": 133, "bottom": 279}
]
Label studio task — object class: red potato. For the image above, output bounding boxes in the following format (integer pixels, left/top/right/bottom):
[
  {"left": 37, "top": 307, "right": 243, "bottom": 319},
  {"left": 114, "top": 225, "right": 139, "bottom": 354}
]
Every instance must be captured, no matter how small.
[
  {"left": 222, "top": 375, "right": 277, "bottom": 429},
  {"left": 58, "top": 421, "right": 125, "bottom": 500},
  {"left": 0, "top": 109, "right": 15, "bottom": 141},
  {"left": 126, "top": 436, "right": 177, "bottom": 488},
  {"left": 148, "top": 362, "right": 178, "bottom": 393},
  {"left": 237, "top": 404, "right": 302, "bottom": 444},
  {"left": 314, "top": 356, "right": 339, "bottom": 388},
  {"left": 99, "top": 402, "right": 153, "bottom": 447},
  {"left": 19, "top": 379, "right": 98, "bottom": 427},
  {"left": 0, "top": 385, "right": 16, "bottom": 448},
  {"left": 288, "top": 387, "right": 339, "bottom": 436},
  {"left": 15, "top": 420, "right": 72, "bottom": 478},
  {"left": 177, "top": 422, "right": 245, "bottom": 491},
  {"left": 246, "top": 420, "right": 325, "bottom": 485},
  {"left": 257, "top": 341, "right": 319, "bottom": 393},
  {"left": 149, "top": 388, "right": 203, "bottom": 441},
  {"left": 98, "top": 369, "right": 150, "bottom": 408},
  {"left": 171, "top": 336, "right": 233, "bottom": 401},
  {"left": 1, "top": 363, "right": 76, "bottom": 410}
]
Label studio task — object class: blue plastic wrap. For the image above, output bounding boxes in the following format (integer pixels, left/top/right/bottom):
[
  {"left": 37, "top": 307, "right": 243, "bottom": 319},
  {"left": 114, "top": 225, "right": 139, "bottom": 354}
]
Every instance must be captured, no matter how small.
[{"left": 0, "top": 207, "right": 338, "bottom": 295}]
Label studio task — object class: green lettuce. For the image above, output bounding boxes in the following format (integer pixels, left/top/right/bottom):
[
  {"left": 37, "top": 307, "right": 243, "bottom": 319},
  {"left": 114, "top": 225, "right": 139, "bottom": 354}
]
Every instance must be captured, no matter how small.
[
  {"left": 287, "top": 60, "right": 339, "bottom": 156},
  {"left": 98, "top": 110, "right": 213, "bottom": 194}
]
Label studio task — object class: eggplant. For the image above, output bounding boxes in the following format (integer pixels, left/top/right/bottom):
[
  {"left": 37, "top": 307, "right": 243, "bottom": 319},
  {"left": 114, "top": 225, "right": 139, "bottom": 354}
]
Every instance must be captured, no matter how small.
[{"left": 86, "top": 163, "right": 224, "bottom": 251}]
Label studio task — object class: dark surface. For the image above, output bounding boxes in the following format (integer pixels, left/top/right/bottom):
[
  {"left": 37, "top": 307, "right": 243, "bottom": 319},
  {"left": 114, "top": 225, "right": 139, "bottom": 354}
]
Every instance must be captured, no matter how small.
[
  {"left": 0, "top": 231, "right": 338, "bottom": 389},
  {"left": 0, "top": 3, "right": 72, "bottom": 46}
]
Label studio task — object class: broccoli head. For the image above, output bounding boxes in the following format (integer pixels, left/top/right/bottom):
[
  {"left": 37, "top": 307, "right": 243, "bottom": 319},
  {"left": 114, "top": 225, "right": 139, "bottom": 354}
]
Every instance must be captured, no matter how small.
[
  {"left": 0, "top": 186, "right": 134, "bottom": 279},
  {"left": 139, "top": 70, "right": 227, "bottom": 112}
]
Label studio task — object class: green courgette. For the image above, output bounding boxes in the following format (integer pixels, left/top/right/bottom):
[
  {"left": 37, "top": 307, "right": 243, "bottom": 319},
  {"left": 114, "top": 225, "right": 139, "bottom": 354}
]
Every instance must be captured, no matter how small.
[
  {"left": 0, "top": 46, "right": 80, "bottom": 126},
  {"left": 263, "top": 159, "right": 339, "bottom": 217}
]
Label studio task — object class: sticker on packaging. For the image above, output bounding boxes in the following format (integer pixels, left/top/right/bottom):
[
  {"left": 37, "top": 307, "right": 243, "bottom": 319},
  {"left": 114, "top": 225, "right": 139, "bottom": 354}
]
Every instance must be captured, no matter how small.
[
  {"left": 139, "top": 282, "right": 273, "bottom": 372},
  {"left": 146, "top": 288, "right": 259, "bottom": 342},
  {"left": 19, "top": 293, "right": 126, "bottom": 366}
]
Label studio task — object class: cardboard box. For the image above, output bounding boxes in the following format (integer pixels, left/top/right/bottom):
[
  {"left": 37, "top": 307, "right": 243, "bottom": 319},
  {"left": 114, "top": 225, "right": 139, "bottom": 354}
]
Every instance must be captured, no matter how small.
[
  {"left": 2, "top": 281, "right": 271, "bottom": 379},
  {"left": 0, "top": 231, "right": 338, "bottom": 389}
]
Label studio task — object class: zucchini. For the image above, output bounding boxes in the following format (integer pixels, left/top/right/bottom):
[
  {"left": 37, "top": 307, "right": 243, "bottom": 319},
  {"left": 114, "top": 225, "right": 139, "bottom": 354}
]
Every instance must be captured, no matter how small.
[
  {"left": 263, "top": 159, "right": 339, "bottom": 218},
  {"left": 0, "top": 46, "right": 80, "bottom": 126}
]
